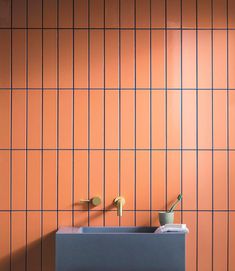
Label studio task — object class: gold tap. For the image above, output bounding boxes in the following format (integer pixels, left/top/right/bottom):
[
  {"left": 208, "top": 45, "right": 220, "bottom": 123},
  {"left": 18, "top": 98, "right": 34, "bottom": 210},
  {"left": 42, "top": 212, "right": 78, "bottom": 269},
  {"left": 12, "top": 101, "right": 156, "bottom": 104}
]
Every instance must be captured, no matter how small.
[{"left": 113, "top": 196, "right": 125, "bottom": 217}]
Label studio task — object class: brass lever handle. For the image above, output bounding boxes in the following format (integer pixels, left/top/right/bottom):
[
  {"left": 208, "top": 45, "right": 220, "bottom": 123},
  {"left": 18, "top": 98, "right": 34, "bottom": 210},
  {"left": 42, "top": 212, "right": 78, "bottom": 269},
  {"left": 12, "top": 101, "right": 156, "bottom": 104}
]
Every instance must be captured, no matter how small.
[
  {"left": 113, "top": 196, "right": 125, "bottom": 217},
  {"left": 80, "top": 196, "right": 102, "bottom": 206}
]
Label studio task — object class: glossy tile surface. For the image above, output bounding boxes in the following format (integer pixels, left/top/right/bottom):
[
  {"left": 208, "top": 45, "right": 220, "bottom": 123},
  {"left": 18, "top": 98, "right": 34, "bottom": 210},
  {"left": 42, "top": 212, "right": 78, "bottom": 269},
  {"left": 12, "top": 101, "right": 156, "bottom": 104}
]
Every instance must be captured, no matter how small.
[{"left": 0, "top": 0, "right": 234, "bottom": 270}]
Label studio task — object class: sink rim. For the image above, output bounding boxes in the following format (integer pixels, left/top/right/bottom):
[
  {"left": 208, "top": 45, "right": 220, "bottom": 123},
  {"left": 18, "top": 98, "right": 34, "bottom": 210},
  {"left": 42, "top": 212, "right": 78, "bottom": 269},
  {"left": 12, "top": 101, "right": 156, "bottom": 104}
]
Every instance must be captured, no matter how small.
[{"left": 57, "top": 226, "right": 158, "bottom": 234}]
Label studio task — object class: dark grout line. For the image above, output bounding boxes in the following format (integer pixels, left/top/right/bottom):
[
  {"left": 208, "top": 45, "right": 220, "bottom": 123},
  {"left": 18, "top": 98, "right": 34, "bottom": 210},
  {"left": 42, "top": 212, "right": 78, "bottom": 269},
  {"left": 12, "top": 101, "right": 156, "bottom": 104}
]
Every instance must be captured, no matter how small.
[
  {"left": 1, "top": 87, "right": 235, "bottom": 91},
  {"left": 0, "top": 209, "right": 235, "bottom": 212},
  {"left": 2, "top": 27, "right": 235, "bottom": 30}
]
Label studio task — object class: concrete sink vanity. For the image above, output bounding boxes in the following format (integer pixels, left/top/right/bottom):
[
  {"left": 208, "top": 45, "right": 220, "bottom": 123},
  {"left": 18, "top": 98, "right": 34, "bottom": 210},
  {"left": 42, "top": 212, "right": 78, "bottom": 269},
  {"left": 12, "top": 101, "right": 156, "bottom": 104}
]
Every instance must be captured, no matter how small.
[{"left": 56, "top": 227, "right": 186, "bottom": 271}]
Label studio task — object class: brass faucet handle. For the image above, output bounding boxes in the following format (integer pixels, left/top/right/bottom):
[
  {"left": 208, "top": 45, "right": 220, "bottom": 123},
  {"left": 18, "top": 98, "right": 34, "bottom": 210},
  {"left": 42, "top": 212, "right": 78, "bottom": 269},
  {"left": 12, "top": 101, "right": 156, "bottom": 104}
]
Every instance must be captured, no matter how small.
[
  {"left": 113, "top": 196, "right": 125, "bottom": 217},
  {"left": 80, "top": 196, "right": 102, "bottom": 206}
]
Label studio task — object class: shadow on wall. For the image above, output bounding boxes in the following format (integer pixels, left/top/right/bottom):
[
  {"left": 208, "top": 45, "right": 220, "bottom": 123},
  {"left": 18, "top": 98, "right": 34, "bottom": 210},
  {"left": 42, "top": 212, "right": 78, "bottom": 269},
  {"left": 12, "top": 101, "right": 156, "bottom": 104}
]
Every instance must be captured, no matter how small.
[{"left": 0, "top": 230, "right": 56, "bottom": 271}]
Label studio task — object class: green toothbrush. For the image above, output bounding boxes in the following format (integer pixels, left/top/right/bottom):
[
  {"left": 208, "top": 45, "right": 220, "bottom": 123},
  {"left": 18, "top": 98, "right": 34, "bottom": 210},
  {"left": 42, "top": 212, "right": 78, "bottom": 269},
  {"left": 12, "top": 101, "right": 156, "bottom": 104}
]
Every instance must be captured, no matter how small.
[{"left": 168, "top": 194, "right": 183, "bottom": 213}]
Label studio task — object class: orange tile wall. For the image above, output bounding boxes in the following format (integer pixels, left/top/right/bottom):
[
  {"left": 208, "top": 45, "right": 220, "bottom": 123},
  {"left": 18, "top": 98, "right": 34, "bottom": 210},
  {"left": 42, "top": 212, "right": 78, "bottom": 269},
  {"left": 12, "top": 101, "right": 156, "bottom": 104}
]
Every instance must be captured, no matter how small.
[{"left": 0, "top": 0, "right": 235, "bottom": 270}]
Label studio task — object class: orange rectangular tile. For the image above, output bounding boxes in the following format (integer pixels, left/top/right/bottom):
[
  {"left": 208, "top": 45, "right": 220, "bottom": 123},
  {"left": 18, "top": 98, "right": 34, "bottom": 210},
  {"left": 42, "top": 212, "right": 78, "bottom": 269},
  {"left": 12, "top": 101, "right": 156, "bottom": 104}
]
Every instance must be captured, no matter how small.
[
  {"left": 0, "top": 151, "right": 10, "bottom": 210},
  {"left": 121, "top": 90, "right": 134, "bottom": 149},
  {"left": 105, "top": 30, "right": 119, "bottom": 88},
  {"left": 12, "top": 0, "right": 26, "bottom": 27},
  {"left": 182, "top": 0, "right": 196, "bottom": 28},
  {"left": 90, "top": 30, "right": 104, "bottom": 88},
  {"left": 105, "top": 151, "right": 118, "bottom": 211},
  {"left": 43, "top": 90, "right": 57, "bottom": 149},
  {"left": 183, "top": 90, "right": 196, "bottom": 149},
  {"left": 151, "top": 212, "right": 160, "bottom": 226},
  {"left": 152, "top": 90, "right": 165, "bottom": 149},
  {"left": 198, "top": 0, "right": 212, "bottom": 28},
  {"left": 213, "top": 0, "right": 227, "bottom": 28},
  {"left": 42, "top": 211, "right": 57, "bottom": 271},
  {"left": 105, "top": 0, "right": 119, "bottom": 28},
  {"left": 229, "top": 31, "right": 235, "bottom": 88},
  {"left": 152, "top": 151, "right": 165, "bottom": 210},
  {"left": 167, "top": 0, "right": 180, "bottom": 28},
  {"left": 182, "top": 151, "right": 196, "bottom": 210},
  {"left": 151, "top": 0, "right": 165, "bottom": 28},
  {"left": 74, "top": 151, "right": 88, "bottom": 211},
  {"left": 74, "top": 0, "right": 88, "bottom": 28},
  {"left": 167, "top": 31, "right": 181, "bottom": 88},
  {"left": 198, "top": 212, "right": 212, "bottom": 271},
  {"left": 229, "top": 212, "right": 235, "bottom": 270},
  {"left": 167, "top": 90, "right": 180, "bottom": 149},
  {"left": 105, "top": 211, "right": 119, "bottom": 226},
  {"left": 136, "top": 151, "right": 150, "bottom": 210},
  {"left": 0, "top": 90, "right": 10, "bottom": 148},
  {"left": 120, "top": 0, "right": 134, "bottom": 28},
  {"left": 90, "top": 0, "right": 104, "bottom": 28},
  {"left": 43, "top": 30, "right": 57, "bottom": 88},
  {"left": 28, "top": 0, "right": 42, "bottom": 28},
  {"left": 12, "top": 30, "right": 26, "bottom": 88},
  {"left": 74, "top": 30, "right": 88, "bottom": 88},
  {"left": 198, "top": 31, "right": 212, "bottom": 89},
  {"left": 12, "top": 90, "right": 26, "bottom": 149},
  {"left": 213, "top": 90, "right": 227, "bottom": 149},
  {"left": 121, "top": 151, "right": 134, "bottom": 210},
  {"left": 90, "top": 90, "right": 104, "bottom": 149},
  {"left": 59, "top": 90, "right": 73, "bottom": 149},
  {"left": 0, "top": 212, "right": 10, "bottom": 271},
  {"left": 90, "top": 151, "right": 104, "bottom": 210},
  {"left": 229, "top": 91, "right": 235, "bottom": 148},
  {"left": 229, "top": 152, "right": 235, "bottom": 210},
  {"left": 136, "top": 30, "right": 150, "bottom": 88},
  {"left": 0, "top": 0, "right": 11, "bottom": 27},
  {"left": 214, "top": 31, "right": 227, "bottom": 89},
  {"left": 213, "top": 212, "right": 228, "bottom": 271},
  {"left": 12, "top": 151, "right": 26, "bottom": 210},
  {"left": 198, "top": 151, "right": 212, "bottom": 210},
  {"left": 43, "top": 0, "right": 57, "bottom": 28},
  {"left": 105, "top": 90, "right": 118, "bottom": 149},
  {"left": 74, "top": 211, "right": 88, "bottom": 226},
  {"left": 74, "top": 90, "right": 88, "bottom": 149},
  {"left": 89, "top": 211, "right": 104, "bottom": 226},
  {"left": 173, "top": 211, "right": 181, "bottom": 224},
  {"left": 228, "top": 0, "right": 235, "bottom": 28},
  {"left": 0, "top": 30, "right": 11, "bottom": 88},
  {"left": 59, "top": 0, "right": 73, "bottom": 28},
  {"left": 58, "top": 151, "right": 72, "bottom": 210},
  {"left": 121, "top": 30, "right": 134, "bottom": 88},
  {"left": 136, "top": 212, "right": 150, "bottom": 226},
  {"left": 198, "top": 90, "right": 212, "bottom": 149},
  {"left": 27, "top": 151, "right": 41, "bottom": 210},
  {"left": 152, "top": 30, "right": 165, "bottom": 89},
  {"left": 167, "top": 151, "right": 181, "bottom": 211},
  {"left": 182, "top": 212, "right": 196, "bottom": 271},
  {"left": 120, "top": 212, "right": 134, "bottom": 226},
  {"left": 59, "top": 30, "right": 73, "bottom": 89},
  {"left": 136, "top": 0, "right": 150, "bottom": 28},
  {"left": 136, "top": 90, "right": 150, "bottom": 149},
  {"left": 27, "top": 212, "right": 41, "bottom": 271},
  {"left": 43, "top": 151, "right": 57, "bottom": 210},
  {"left": 28, "top": 30, "right": 42, "bottom": 89},
  {"left": 58, "top": 211, "right": 72, "bottom": 227},
  {"left": 182, "top": 31, "right": 196, "bottom": 88},
  {"left": 12, "top": 212, "right": 26, "bottom": 271},
  {"left": 28, "top": 90, "right": 42, "bottom": 149}
]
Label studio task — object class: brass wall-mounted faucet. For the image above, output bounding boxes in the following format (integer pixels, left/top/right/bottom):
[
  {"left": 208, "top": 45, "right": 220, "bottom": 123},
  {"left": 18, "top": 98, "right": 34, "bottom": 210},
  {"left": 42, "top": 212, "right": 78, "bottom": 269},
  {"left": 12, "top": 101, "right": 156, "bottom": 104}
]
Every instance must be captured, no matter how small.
[
  {"left": 80, "top": 196, "right": 102, "bottom": 206},
  {"left": 113, "top": 196, "right": 125, "bottom": 217}
]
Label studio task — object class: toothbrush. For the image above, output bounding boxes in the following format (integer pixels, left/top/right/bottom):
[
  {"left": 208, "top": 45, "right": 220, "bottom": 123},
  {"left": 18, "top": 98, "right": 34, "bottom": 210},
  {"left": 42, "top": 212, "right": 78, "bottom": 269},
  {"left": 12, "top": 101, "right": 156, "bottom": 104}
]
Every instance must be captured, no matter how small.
[{"left": 168, "top": 194, "right": 182, "bottom": 213}]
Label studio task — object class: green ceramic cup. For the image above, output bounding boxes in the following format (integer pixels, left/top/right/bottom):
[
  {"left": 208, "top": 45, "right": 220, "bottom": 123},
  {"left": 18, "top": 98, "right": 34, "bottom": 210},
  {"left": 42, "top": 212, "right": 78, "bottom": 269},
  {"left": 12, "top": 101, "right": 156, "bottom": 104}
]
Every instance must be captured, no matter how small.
[{"left": 159, "top": 212, "right": 174, "bottom": 226}]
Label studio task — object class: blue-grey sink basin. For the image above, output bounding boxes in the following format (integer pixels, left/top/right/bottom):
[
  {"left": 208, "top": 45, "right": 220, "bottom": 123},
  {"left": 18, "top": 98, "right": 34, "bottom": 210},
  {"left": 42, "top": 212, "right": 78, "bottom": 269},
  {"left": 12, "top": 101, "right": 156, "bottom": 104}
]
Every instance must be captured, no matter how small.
[
  {"left": 56, "top": 227, "right": 186, "bottom": 271},
  {"left": 59, "top": 226, "right": 157, "bottom": 234}
]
